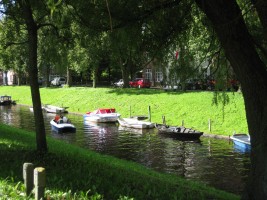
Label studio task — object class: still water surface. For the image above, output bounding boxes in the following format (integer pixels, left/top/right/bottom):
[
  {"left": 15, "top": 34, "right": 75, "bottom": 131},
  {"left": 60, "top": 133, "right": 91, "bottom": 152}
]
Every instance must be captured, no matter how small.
[{"left": 0, "top": 105, "right": 250, "bottom": 195}]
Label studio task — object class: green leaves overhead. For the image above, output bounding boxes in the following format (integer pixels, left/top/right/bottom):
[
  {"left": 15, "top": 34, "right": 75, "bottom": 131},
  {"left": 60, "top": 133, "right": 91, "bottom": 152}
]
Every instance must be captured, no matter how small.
[
  {"left": 1, "top": 0, "right": 264, "bottom": 86},
  {"left": 47, "top": 0, "right": 63, "bottom": 16}
]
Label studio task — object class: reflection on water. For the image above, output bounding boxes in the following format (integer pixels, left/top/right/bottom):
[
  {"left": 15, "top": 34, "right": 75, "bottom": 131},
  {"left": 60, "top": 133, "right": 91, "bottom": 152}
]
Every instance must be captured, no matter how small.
[{"left": 0, "top": 105, "right": 250, "bottom": 195}]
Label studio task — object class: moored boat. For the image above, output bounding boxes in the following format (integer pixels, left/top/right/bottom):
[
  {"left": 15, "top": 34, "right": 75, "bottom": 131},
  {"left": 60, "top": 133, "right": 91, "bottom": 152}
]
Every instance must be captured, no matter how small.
[
  {"left": 43, "top": 104, "right": 68, "bottom": 113},
  {"left": 118, "top": 125, "right": 155, "bottom": 134},
  {"left": 83, "top": 108, "right": 120, "bottom": 123},
  {"left": 117, "top": 117, "right": 154, "bottom": 129},
  {"left": 230, "top": 133, "right": 251, "bottom": 152},
  {"left": 50, "top": 119, "right": 76, "bottom": 133},
  {"left": 0, "top": 95, "right": 16, "bottom": 105},
  {"left": 155, "top": 124, "right": 203, "bottom": 140}
]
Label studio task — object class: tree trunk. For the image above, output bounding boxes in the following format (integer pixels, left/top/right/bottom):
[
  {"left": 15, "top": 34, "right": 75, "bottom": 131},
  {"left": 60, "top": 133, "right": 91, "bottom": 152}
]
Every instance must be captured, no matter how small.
[
  {"left": 120, "top": 58, "right": 130, "bottom": 88},
  {"left": 19, "top": 0, "right": 47, "bottom": 152},
  {"left": 45, "top": 65, "right": 51, "bottom": 87},
  {"left": 4, "top": 71, "right": 8, "bottom": 85},
  {"left": 17, "top": 70, "right": 21, "bottom": 86},
  {"left": 92, "top": 67, "right": 98, "bottom": 88},
  {"left": 251, "top": 0, "right": 267, "bottom": 40},
  {"left": 66, "top": 66, "right": 72, "bottom": 86},
  {"left": 195, "top": 0, "right": 267, "bottom": 199}
]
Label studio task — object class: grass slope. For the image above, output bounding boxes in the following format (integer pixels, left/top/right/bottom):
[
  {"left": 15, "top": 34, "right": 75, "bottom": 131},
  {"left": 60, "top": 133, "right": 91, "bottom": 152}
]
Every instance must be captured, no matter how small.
[
  {"left": 0, "top": 124, "right": 239, "bottom": 200},
  {"left": 0, "top": 86, "right": 247, "bottom": 135}
]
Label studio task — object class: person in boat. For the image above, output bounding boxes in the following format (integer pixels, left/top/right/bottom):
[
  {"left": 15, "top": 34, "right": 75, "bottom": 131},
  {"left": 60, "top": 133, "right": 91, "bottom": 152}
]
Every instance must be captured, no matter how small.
[
  {"left": 58, "top": 115, "right": 64, "bottom": 124},
  {"left": 54, "top": 115, "right": 60, "bottom": 122},
  {"left": 63, "top": 116, "right": 68, "bottom": 123}
]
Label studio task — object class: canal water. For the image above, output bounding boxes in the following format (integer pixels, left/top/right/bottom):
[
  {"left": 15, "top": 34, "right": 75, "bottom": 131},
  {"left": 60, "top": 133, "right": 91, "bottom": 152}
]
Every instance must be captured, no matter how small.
[{"left": 0, "top": 105, "right": 250, "bottom": 195}]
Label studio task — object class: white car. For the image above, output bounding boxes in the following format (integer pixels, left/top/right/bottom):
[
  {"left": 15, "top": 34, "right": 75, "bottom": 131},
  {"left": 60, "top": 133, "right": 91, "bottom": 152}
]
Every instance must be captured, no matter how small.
[
  {"left": 114, "top": 79, "right": 124, "bottom": 87},
  {"left": 51, "top": 77, "right": 66, "bottom": 86}
]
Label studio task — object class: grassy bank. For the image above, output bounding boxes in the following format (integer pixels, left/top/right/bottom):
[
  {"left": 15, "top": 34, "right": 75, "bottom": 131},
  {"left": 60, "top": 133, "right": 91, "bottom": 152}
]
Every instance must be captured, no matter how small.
[
  {"left": 0, "top": 124, "right": 239, "bottom": 200},
  {"left": 0, "top": 86, "right": 247, "bottom": 135}
]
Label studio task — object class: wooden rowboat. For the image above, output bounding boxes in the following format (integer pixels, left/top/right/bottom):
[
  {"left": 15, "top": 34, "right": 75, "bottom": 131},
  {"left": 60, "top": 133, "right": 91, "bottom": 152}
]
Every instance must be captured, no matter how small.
[{"left": 155, "top": 124, "right": 203, "bottom": 140}]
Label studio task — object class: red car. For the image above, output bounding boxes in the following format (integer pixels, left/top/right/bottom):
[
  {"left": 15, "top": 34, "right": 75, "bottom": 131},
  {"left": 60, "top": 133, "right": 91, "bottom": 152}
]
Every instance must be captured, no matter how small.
[{"left": 129, "top": 78, "right": 151, "bottom": 88}]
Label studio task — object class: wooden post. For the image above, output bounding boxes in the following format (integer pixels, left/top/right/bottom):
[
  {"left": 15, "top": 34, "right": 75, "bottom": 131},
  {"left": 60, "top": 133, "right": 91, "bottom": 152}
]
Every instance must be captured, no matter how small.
[
  {"left": 208, "top": 119, "right": 211, "bottom": 132},
  {"left": 23, "top": 163, "right": 34, "bottom": 196},
  {"left": 34, "top": 167, "right": 46, "bottom": 200},
  {"left": 148, "top": 106, "right": 151, "bottom": 122},
  {"left": 182, "top": 120, "right": 184, "bottom": 126},
  {"left": 162, "top": 116, "right": 166, "bottom": 125},
  {"left": 129, "top": 105, "right": 131, "bottom": 118}
]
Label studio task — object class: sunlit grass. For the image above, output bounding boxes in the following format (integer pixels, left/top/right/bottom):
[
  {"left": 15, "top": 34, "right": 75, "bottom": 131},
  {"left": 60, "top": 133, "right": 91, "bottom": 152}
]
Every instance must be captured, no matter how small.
[
  {"left": 0, "top": 86, "right": 247, "bottom": 135},
  {"left": 0, "top": 124, "right": 239, "bottom": 200}
]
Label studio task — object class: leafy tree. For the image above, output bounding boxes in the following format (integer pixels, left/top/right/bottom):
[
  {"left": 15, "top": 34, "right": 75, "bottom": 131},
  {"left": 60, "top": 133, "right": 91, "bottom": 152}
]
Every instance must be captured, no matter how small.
[
  {"left": 194, "top": 0, "right": 267, "bottom": 199},
  {"left": 0, "top": 0, "right": 66, "bottom": 152},
  {"left": 0, "top": 17, "right": 28, "bottom": 85}
]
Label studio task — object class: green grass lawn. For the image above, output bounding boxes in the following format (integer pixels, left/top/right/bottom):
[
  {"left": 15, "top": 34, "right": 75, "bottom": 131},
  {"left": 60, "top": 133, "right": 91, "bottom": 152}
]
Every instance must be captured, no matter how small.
[
  {"left": 0, "top": 124, "right": 239, "bottom": 200},
  {"left": 0, "top": 85, "right": 248, "bottom": 135}
]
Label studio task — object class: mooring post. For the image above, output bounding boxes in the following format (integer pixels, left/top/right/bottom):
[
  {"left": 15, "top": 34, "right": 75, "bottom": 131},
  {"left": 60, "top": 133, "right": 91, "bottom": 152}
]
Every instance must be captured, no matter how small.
[
  {"left": 208, "top": 119, "right": 211, "bottom": 132},
  {"left": 34, "top": 167, "right": 46, "bottom": 200},
  {"left": 162, "top": 115, "right": 166, "bottom": 125},
  {"left": 23, "top": 163, "right": 34, "bottom": 196},
  {"left": 148, "top": 106, "right": 151, "bottom": 122}
]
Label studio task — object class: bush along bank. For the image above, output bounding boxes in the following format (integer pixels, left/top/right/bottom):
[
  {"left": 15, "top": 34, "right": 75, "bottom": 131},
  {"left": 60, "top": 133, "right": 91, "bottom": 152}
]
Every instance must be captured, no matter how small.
[{"left": 0, "top": 124, "right": 239, "bottom": 200}]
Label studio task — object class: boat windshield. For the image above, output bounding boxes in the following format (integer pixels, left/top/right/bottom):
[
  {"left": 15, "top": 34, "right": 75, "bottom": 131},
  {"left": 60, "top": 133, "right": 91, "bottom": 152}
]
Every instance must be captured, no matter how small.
[{"left": 0, "top": 96, "right": 11, "bottom": 101}]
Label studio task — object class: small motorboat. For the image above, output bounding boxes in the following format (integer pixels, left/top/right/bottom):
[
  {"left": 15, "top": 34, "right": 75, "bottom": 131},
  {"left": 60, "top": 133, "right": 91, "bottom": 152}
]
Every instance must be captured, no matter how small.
[
  {"left": 155, "top": 124, "right": 203, "bottom": 140},
  {"left": 83, "top": 108, "right": 120, "bottom": 123},
  {"left": 43, "top": 104, "right": 68, "bottom": 113},
  {"left": 50, "top": 119, "right": 76, "bottom": 133},
  {"left": 0, "top": 95, "right": 16, "bottom": 105},
  {"left": 230, "top": 133, "right": 251, "bottom": 152},
  {"left": 117, "top": 117, "right": 155, "bottom": 129}
]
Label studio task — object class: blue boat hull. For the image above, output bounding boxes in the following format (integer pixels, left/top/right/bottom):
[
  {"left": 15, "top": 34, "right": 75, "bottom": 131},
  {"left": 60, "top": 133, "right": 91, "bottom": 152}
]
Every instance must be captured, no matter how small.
[
  {"left": 231, "top": 134, "right": 251, "bottom": 153},
  {"left": 51, "top": 125, "right": 76, "bottom": 133},
  {"left": 50, "top": 120, "right": 76, "bottom": 133},
  {"left": 233, "top": 140, "right": 251, "bottom": 152}
]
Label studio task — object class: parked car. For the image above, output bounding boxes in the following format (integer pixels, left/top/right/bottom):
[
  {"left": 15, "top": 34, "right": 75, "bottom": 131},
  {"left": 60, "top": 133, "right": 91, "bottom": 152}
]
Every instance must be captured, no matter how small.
[
  {"left": 129, "top": 78, "right": 151, "bottom": 88},
  {"left": 51, "top": 77, "right": 66, "bottom": 86},
  {"left": 113, "top": 79, "right": 124, "bottom": 87}
]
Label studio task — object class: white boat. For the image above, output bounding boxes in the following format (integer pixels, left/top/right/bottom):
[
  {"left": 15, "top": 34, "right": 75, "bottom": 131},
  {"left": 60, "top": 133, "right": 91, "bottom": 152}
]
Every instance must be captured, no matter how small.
[
  {"left": 50, "top": 119, "right": 76, "bottom": 133},
  {"left": 230, "top": 133, "right": 251, "bottom": 152},
  {"left": 43, "top": 105, "right": 68, "bottom": 113},
  {"left": 117, "top": 117, "right": 154, "bottom": 129},
  {"left": 29, "top": 106, "right": 44, "bottom": 112},
  {"left": 83, "top": 108, "right": 120, "bottom": 123},
  {"left": 118, "top": 126, "right": 155, "bottom": 134}
]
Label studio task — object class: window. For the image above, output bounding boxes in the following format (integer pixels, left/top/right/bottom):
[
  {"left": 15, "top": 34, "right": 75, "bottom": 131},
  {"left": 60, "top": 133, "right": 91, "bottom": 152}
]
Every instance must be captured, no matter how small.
[
  {"left": 155, "top": 70, "right": 163, "bottom": 82},
  {"left": 145, "top": 69, "right": 152, "bottom": 81}
]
